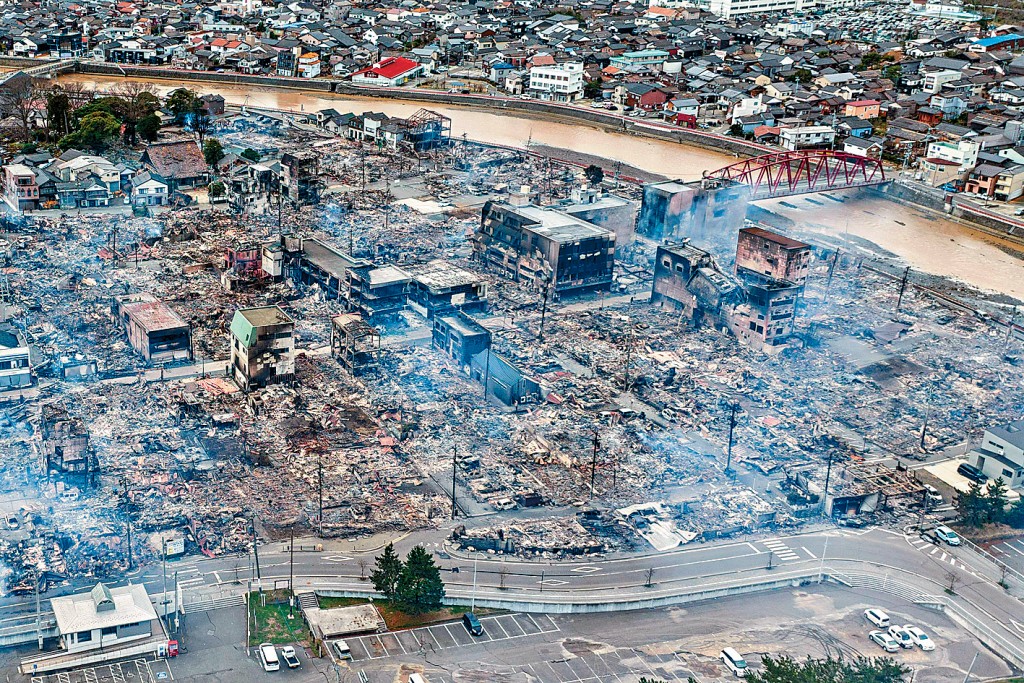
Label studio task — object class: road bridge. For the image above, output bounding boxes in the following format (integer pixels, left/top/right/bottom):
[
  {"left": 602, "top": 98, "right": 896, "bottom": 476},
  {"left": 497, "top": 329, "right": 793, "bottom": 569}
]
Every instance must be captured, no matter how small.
[{"left": 705, "top": 150, "right": 887, "bottom": 200}]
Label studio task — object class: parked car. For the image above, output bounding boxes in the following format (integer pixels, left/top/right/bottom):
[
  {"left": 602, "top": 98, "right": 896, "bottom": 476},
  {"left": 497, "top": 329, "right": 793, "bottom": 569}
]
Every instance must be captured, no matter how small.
[
  {"left": 5, "top": 515, "right": 19, "bottom": 530},
  {"left": 259, "top": 643, "right": 280, "bottom": 672},
  {"left": 932, "top": 525, "right": 961, "bottom": 546},
  {"left": 281, "top": 645, "right": 300, "bottom": 669},
  {"left": 463, "top": 612, "right": 484, "bottom": 636},
  {"left": 864, "top": 608, "right": 890, "bottom": 628},
  {"left": 904, "top": 625, "right": 936, "bottom": 651},
  {"left": 957, "top": 462, "right": 987, "bottom": 483},
  {"left": 887, "top": 626, "right": 915, "bottom": 649},
  {"left": 869, "top": 630, "right": 900, "bottom": 653},
  {"left": 332, "top": 639, "right": 352, "bottom": 661},
  {"left": 923, "top": 484, "right": 943, "bottom": 505},
  {"left": 720, "top": 647, "right": 749, "bottom": 677}
]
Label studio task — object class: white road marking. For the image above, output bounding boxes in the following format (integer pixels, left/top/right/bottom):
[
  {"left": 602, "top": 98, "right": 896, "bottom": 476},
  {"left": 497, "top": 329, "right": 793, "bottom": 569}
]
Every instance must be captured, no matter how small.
[
  {"left": 930, "top": 547, "right": 939, "bottom": 555},
  {"left": 802, "top": 547, "right": 816, "bottom": 558}
]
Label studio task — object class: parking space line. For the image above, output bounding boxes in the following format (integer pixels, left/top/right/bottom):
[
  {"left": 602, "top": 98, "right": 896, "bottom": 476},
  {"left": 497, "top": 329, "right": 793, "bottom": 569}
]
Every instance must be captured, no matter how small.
[
  {"left": 444, "top": 623, "right": 464, "bottom": 646},
  {"left": 930, "top": 547, "right": 939, "bottom": 555},
  {"left": 593, "top": 651, "right": 624, "bottom": 683},
  {"left": 491, "top": 616, "right": 512, "bottom": 639},
  {"left": 525, "top": 663, "right": 545, "bottom": 683}
]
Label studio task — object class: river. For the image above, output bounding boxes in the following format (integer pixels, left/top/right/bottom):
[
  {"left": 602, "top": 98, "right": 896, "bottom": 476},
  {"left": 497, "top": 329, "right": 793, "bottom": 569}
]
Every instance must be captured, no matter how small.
[{"left": 59, "top": 74, "right": 1024, "bottom": 299}]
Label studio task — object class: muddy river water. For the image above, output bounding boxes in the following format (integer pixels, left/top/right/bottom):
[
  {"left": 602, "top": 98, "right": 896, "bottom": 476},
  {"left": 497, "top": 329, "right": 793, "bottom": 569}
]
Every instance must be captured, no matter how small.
[{"left": 60, "top": 74, "right": 1024, "bottom": 299}]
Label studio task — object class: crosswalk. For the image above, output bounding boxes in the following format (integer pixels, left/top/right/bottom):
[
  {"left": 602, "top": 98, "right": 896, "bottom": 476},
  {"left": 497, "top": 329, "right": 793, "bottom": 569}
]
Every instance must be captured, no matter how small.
[
  {"left": 906, "top": 535, "right": 975, "bottom": 575},
  {"left": 761, "top": 538, "right": 801, "bottom": 562}
]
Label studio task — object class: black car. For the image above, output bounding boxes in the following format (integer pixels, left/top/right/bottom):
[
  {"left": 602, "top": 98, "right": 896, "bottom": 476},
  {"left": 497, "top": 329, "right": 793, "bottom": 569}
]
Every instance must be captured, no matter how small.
[
  {"left": 957, "top": 462, "right": 988, "bottom": 483},
  {"left": 462, "top": 612, "right": 484, "bottom": 636}
]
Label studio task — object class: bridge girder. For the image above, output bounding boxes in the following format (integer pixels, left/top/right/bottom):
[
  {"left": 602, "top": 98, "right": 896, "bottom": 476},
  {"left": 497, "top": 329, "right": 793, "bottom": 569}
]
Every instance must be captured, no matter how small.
[{"left": 704, "top": 150, "right": 887, "bottom": 199}]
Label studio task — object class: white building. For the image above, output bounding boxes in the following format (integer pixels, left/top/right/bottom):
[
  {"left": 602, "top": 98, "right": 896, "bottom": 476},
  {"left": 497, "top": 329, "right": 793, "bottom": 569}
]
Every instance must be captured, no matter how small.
[
  {"left": 971, "top": 420, "right": 1024, "bottom": 488},
  {"left": 0, "top": 325, "right": 31, "bottom": 389},
  {"left": 528, "top": 61, "right": 584, "bottom": 102},
  {"left": 51, "top": 583, "right": 159, "bottom": 654},
  {"left": 706, "top": 0, "right": 816, "bottom": 19},
  {"left": 779, "top": 125, "right": 836, "bottom": 151},
  {"left": 925, "top": 138, "right": 980, "bottom": 170},
  {"left": 297, "top": 52, "right": 321, "bottom": 79},
  {"left": 729, "top": 95, "right": 768, "bottom": 124},
  {"left": 131, "top": 172, "right": 169, "bottom": 206},
  {"left": 922, "top": 68, "right": 961, "bottom": 94}
]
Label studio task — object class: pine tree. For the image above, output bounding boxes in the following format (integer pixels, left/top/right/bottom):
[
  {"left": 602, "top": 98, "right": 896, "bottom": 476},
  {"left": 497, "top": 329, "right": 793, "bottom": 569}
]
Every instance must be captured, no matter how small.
[
  {"left": 985, "top": 477, "right": 1009, "bottom": 524},
  {"left": 369, "top": 543, "right": 403, "bottom": 601},
  {"left": 956, "top": 481, "right": 986, "bottom": 527},
  {"left": 396, "top": 545, "right": 445, "bottom": 612}
]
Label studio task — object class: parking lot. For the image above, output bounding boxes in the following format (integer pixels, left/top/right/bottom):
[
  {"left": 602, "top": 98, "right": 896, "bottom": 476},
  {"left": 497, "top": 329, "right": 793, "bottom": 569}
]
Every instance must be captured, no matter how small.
[
  {"left": 347, "top": 613, "right": 560, "bottom": 661},
  {"left": 29, "top": 658, "right": 173, "bottom": 683}
]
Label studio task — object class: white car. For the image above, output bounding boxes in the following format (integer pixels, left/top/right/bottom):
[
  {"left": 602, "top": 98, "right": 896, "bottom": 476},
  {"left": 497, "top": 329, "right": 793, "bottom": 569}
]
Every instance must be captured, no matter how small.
[
  {"left": 887, "top": 626, "right": 914, "bottom": 649},
  {"left": 904, "top": 625, "right": 936, "bottom": 651},
  {"left": 933, "top": 525, "right": 961, "bottom": 546},
  {"left": 869, "top": 630, "right": 900, "bottom": 653},
  {"left": 864, "top": 608, "right": 890, "bottom": 628}
]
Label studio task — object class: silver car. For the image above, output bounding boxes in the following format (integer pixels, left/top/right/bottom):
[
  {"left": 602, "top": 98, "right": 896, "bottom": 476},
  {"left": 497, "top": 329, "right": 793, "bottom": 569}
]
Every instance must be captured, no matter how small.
[{"left": 869, "top": 630, "right": 900, "bottom": 653}]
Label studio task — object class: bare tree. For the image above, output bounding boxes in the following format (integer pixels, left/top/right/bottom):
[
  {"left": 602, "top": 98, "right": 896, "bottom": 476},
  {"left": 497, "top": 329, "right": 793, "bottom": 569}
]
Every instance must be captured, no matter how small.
[
  {"left": 0, "top": 75, "right": 44, "bottom": 142},
  {"left": 645, "top": 567, "right": 655, "bottom": 587},
  {"left": 945, "top": 569, "right": 960, "bottom": 595},
  {"left": 358, "top": 558, "right": 369, "bottom": 580}
]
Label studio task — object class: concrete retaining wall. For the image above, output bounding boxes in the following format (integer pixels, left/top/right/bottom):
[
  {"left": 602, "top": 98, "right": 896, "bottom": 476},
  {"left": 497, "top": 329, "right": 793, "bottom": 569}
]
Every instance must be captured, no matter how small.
[
  {"left": 77, "top": 63, "right": 335, "bottom": 92},
  {"left": 872, "top": 180, "right": 947, "bottom": 212}
]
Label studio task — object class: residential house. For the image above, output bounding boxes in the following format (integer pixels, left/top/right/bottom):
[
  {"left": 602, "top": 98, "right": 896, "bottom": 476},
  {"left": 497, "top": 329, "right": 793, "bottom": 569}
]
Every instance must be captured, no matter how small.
[{"left": 140, "top": 140, "right": 210, "bottom": 192}]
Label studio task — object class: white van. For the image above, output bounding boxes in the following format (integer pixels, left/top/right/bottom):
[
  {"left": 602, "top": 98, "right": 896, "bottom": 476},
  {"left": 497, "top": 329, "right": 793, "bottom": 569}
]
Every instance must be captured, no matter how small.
[
  {"left": 721, "top": 648, "right": 748, "bottom": 677},
  {"left": 332, "top": 639, "right": 352, "bottom": 661},
  {"left": 259, "top": 643, "right": 280, "bottom": 672}
]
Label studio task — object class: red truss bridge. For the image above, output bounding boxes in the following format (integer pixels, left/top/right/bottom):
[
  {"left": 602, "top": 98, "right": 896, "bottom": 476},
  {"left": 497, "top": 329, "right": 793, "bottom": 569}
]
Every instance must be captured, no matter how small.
[{"left": 704, "top": 150, "right": 888, "bottom": 200}]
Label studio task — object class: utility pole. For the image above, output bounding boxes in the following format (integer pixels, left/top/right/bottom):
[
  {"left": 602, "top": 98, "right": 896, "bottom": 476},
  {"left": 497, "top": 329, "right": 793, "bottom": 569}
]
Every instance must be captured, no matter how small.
[
  {"left": 824, "top": 249, "right": 840, "bottom": 304},
  {"left": 623, "top": 326, "right": 633, "bottom": 392},
  {"left": 318, "top": 453, "right": 324, "bottom": 537},
  {"left": 962, "top": 652, "right": 979, "bottom": 683},
  {"left": 289, "top": 527, "right": 295, "bottom": 617},
  {"left": 34, "top": 570, "right": 42, "bottom": 650},
  {"left": 725, "top": 403, "right": 738, "bottom": 475},
  {"left": 896, "top": 265, "right": 911, "bottom": 311},
  {"left": 126, "top": 521, "right": 133, "bottom": 570},
  {"left": 537, "top": 282, "right": 549, "bottom": 343},
  {"left": 1005, "top": 305, "right": 1018, "bottom": 352},
  {"left": 252, "top": 516, "right": 262, "bottom": 584},
  {"left": 451, "top": 444, "right": 458, "bottom": 520},
  {"left": 590, "top": 430, "right": 599, "bottom": 500},
  {"left": 822, "top": 450, "right": 835, "bottom": 518},
  {"left": 162, "top": 537, "right": 168, "bottom": 629}
]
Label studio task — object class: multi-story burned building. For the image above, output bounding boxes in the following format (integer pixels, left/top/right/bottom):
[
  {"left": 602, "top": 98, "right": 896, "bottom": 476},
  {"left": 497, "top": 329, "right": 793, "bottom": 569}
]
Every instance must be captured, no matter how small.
[
  {"left": 473, "top": 196, "right": 615, "bottom": 296},
  {"left": 330, "top": 313, "right": 381, "bottom": 376},
  {"left": 433, "top": 311, "right": 491, "bottom": 366},
  {"left": 111, "top": 293, "right": 192, "bottom": 364},
  {"left": 736, "top": 227, "right": 811, "bottom": 286},
  {"left": 651, "top": 239, "right": 802, "bottom": 354},
  {"left": 561, "top": 186, "right": 638, "bottom": 248},
  {"left": 229, "top": 306, "right": 296, "bottom": 390},
  {"left": 39, "top": 404, "right": 94, "bottom": 476},
  {"left": 0, "top": 323, "right": 31, "bottom": 389},
  {"left": 636, "top": 178, "right": 749, "bottom": 255},
  {"left": 280, "top": 151, "right": 320, "bottom": 204},
  {"left": 406, "top": 259, "right": 488, "bottom": 318}
]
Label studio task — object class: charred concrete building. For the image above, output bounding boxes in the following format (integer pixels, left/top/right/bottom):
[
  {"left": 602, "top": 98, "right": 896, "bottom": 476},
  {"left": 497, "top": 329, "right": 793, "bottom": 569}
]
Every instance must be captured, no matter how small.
[
  {"left": 726, "top": 279, "right": 801, "bottom": 352},
  {"left": 112, "top": 293, "right": 192, "bottom": 364},
  {"left": 406, "top": 259, "right": 488, "bottom": 318},
  {"left": 0, "top": 323, "right": 31, "bottom": 389},
  {"left": 229, "top": 306, "right": 296, "bottom": 390},
  {"left": 330, "top": 313, "right": 381, "bottom": 376},
  {"left": 433, "top": 311, "right": 491, "bottom": 366},
  {"left": 636, "top": 178, "right": 749, "bottom": 256},
  {"left": 561, "top": 186, "right": 638, "bottom": 248},
  {"left": 473, "top": 197, "right": 615, "bottom": 296},
  {"left": 736, "top": 227, "right": 811, "bottom": 286}
]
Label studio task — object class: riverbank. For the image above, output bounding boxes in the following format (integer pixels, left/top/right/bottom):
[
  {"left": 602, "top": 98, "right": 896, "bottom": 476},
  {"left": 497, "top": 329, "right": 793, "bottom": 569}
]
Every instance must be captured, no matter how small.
[{"left": 52, "top": 70, "right": 1024, "bottom": 298}]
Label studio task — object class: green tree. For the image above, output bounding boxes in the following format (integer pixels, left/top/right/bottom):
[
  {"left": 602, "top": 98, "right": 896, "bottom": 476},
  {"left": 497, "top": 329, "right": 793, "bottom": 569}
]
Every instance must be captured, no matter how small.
[
  {"left": 369, "top": 543, "right": 403, "bottom": 600},
  {"left": 396, "top": 545, "right": 445, "bottom": 612},
  {"left": 137, "top": 113, "right": 161, "bottom": 142},
  {"left": 166, "top": 88, "right": 202, "bottom": 124},
  {"left": 240, "top": 148, "right": 261, "bottom": 162},
  {"left": 985, "top": 477, "right": 1009, "bottom": 524},
  {"left": 583, "top": 78, "right": 603, "bottom": 99},
  {"left": 747, "top": 654, "right": 909, "bottom": 683},
  {"left": 1006, "top": 497, "right": 1024, "bottom": 528},
  {"left": 859, "top": 51, "right": 884, "bottom": 70},
  {"left": 208, "top": 180, "right": 225, "bottom": 198},
  {"left": 793, "top": 68, "right": 812, "bottom": 84},
  {"left": 956, "top": 480, "right": 986, "bottom": 527},
  {"left": 584, "top": 164, "right": 604, "bottom": 185},
  {"left": 729, "top": 123, "right": 743, "bottom": 137},
  {"left": 46, "top": 91, "right": 72, "bottom": 139},
  {"left": 883, "top": 64, "right": 902, "bottom": 83},
  {"left": 203, "top": 138, "right": 225, "bottom": 168},
  {"left": 59, "top": 111, "right": 121, "bottom": 152}
]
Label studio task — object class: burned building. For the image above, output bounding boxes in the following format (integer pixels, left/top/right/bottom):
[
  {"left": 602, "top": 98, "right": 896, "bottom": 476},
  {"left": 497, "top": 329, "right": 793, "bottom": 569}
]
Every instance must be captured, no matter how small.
[
  {"left": 349, "top": 265, "right": 411, "bottom": 320},
  {"left": 561, "top": 186, "right": 638, "bottom": 248},
  {"left": 112, "top": 293, "right": 192, "bottom": 364},
  {"left": 229, "top": 306, "right": 296, "bottom": 391},
  {"left": 395, "top": 108, "right": 451, "bottom": 153},
  {"left": 0, "top": 323, "right": 31, "bottom": 389},
  {"left": 726, "top": 279, "right": 801, "bottom": 353},
  {"left": 470, "top": 350, "right": 541, "bottom": 407},
  {"left": 736, "top": 227, "right": 811, "bottom": 286},
  {"left": 280, "top": 151, "right": 320, "bottom": 204},
  {"left": 433, "top": 311, "right": 491, "bottom": 366},
  {"left": 651, "top": 241, "right": 719, "bottom": 317},
  {"left": 39, "top": 404, "right": 94, "bottom": 475},
  {"left": 406, "top": 259, "right": 488, "bottom": 318},
  {"left": 474, "top": 197, "right": 615, "bottom": 296},
  {"left": 330, "top": 313, "right": 381, "bottom": 376},
  {"left": 636, "top": 179, "right": 749, "bottom": 256}
]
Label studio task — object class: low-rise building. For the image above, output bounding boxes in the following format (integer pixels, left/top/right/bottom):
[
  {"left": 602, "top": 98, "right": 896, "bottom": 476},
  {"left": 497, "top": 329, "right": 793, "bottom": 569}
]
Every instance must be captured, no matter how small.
[
  {"left": 131, "top": 172, "right": 169, "bottom": 206},
  {"left": 0, "top": 323, "right": 31, "bottom": 389},
  {"left": 779, "top": 125, "right": 836, "bottom": 151},
  {"left": 3, "top": 163, "right": 39, "bottom": 211},
  {"left": 350, "top": 57, "right": 424, "bottom": 87},
  {"left": 970, "top": 420, "right": 1024, "bottom": 488},
  {"left": 406, "top": 259, "right": 488, "bottom": 318},
  {"left": 433, "top": 311, "right": 491, "bottom": 366},
  {"left": 735, "top": 227, "right": 811, "bottom": 285},
  {"left": 113, "top": 293, "right": 192, "bottom": 364},
  {"left": 50, "top": 583, "right": 160, "bottom": 655},
  {"left": 229, "top": 306, "right": 296, "bottom": 390},
  {"left": 528, "top": 61, "right": 583, "bottom": 102}
]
